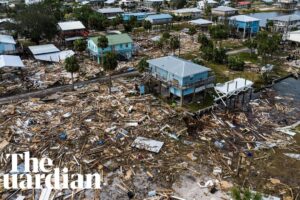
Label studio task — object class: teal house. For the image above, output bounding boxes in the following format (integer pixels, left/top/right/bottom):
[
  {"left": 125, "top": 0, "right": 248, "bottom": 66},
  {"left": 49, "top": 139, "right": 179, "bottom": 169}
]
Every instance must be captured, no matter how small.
[
  {"left": 87, "top": 33, "right": 133, "bottom": 63},
  {"left": 147, "top": 56, "right": 215, "bottom": 105},
  {"left": 229, "top": 15, "right": 260, "bottom": 38}
]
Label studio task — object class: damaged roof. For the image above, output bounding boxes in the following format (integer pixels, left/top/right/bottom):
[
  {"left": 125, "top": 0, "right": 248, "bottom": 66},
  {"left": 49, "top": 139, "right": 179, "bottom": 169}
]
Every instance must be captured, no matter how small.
[
  {"left": 0, "top": 55, "right": 24, "bottom": 68},
  {"left": 0, "top": 34, "right": 16, "bottom": 44}
]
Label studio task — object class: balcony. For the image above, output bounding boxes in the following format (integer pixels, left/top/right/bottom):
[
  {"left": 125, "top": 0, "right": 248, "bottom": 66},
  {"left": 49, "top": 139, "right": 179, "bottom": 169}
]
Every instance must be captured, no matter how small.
[{"left": 152, "top": 73, "right": 215, "bottom": 89}]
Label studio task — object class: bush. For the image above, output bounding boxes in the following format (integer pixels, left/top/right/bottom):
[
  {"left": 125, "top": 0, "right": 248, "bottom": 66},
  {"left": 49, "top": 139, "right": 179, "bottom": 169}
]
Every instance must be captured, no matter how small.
[
  {"left": 227, "top": 56, "right": 245, "bottom": 71},
  {"left": 73, "top": 39, "right": 87, "bottom": 52}
]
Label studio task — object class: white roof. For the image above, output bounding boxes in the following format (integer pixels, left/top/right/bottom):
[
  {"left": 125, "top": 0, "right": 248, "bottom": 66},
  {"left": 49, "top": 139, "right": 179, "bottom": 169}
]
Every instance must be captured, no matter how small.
[
  {"left": 286, "top": 30, "right": 300, "bottom": 43},
  {"left": 198, "top": 0, "right": 217, "bottom": 3},
  {"left": 58, "top": 21, "right": 85, "bottom": 31},
  {"left": 0, "top": 18, "right": 14, "bottom": 24},
  {"left": 0, "top": 34, "right": 16, "bottom": 44},
  {"left": 173, "top": 7, "right": 201, "bottom": 14},
  {"left": 230, "top": 15, "right": 260, "bottom": 22},
  {"left": 215, "top": 78, "right": 253, "bottom": 95},
  {"left": 189, "top": 18, "right": 213, "bottom": 25},
  {"left": 105, "top": 0, "right": 116, "bottom": 4},
  {"left": 147, "top": 56, "right": 211, "bottom": 78},
  {"left": 212, "top": 6, "right": 238, "bottom": 12},
  {"left": 34, "top": 50, "right": 75, "bottom": 62},
  {"left": 98, "top": 7, "right": 124, "bottom": 14},
  {"left": 28, "top": 44, "right": 60, "bottom": 55},
  {"left": 0, "top": 55, "right": 24, "bottom": 68},
  {"left": 270, "top": 14, "right": 300, "bottom": 22}
]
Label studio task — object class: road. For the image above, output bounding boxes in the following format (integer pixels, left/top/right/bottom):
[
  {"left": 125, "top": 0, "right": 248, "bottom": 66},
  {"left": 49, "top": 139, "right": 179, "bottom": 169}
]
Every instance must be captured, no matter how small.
[
  {"left": 0, "top": 71, "right": 139, "bottom": 105},
  {"left": 226, "top": 47, "right": 250, "bottom": 55}
]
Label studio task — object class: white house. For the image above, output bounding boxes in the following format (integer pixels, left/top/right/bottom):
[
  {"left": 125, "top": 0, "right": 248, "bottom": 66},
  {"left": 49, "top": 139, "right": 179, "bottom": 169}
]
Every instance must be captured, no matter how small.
[{"left": 197, "top": 0, "right": 218, "bottom": 10}]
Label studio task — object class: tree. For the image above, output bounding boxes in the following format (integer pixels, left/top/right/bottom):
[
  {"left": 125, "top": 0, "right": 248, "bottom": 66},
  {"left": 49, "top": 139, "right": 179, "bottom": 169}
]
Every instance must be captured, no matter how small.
[
  {"left": 213, "top": 47, "right": 227, "bottom": 64},
  {"left": 171, "top": 0, "right": 187, "bottom": 9},
  {"left": 73, "top": 39, "right": 87, "bottom": 52},
  {"left": 209, "top": 24, "right": 229, "bottom": 41},
  {"left": 98, "top": 36, "right": 109, "bottom": 67},
  {"left": 88, "top": 13, "right": 109, "bottom": 31},
  {"left": 137, "top": 57, "right": 149, "bottom": 73},
  {"left": 162, "top": 32, "right": 171, "bottom": 40},
  {"left": 188, "top": 26, "right": 197, "bottom": 42},
  {"left": 103, "top": 52, "right": 118, "bottom": 94},
  {"left": 73, "top": 5, "right": 93, "bottom": 26},
  {"left": 244, "top": 38, "right": 257, "bottom": 55},
  {"left": 152, "top": 2, "right": 162, "bottom": 12},
  {"left": 228, "top": 56, "right": 245, "bottom": 71},
  {"left": 169, "top": 36, "right": 180, "bottom": 55},
  {"left": 256, "top": 31, "right": 281, "bottom": 64},
  {"left": 198, "top": 34, "right": 212, "bottom": 47},
  {"left": 204, "top": 5, "right": 212, "bottom": 18},
  {"left": 266, "top": 20, "right": 274, "bottom": 32},
  {"left": 11, "top": 3, "right": 57, "bottom": 43},
  {"left": 124, "top": 22, "right": 133, "bottom": 32},
  {"left": 64, "top": 56, "right": 80, "bottom": 90},
  {"left": 156, "top": 38, "right": 166, "bottom": 54},
  {"left": 143, "top": 20, "right": 152, "bottom": 32}
]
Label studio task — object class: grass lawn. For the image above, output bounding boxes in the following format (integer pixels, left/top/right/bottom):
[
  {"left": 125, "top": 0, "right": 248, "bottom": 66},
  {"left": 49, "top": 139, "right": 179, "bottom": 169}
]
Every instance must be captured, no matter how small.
[
  {"left": 236, "top": 52, "right": 260, "bottom": 64},
  {"left": 221, "top": 40, "right": 244, "bottom": 50}
]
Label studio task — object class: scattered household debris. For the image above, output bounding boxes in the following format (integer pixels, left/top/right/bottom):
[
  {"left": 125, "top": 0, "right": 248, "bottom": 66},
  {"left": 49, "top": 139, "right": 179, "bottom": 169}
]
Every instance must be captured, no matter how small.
[{"left": 132, "top": 136, "right": 164, "bottom": 153}]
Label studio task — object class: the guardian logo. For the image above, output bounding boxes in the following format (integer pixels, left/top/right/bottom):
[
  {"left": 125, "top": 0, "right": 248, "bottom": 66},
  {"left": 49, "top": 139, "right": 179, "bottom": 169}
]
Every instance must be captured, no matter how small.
[{"left": 2, "top": 152, "right": 102, "bottom": 189}]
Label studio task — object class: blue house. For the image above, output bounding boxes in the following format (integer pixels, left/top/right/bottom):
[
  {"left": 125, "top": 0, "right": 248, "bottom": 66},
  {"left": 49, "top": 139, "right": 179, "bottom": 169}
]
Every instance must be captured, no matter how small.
[
  {"left": 0, "top": 34, "right": 16, "bottom": 54},
  {"left": 88, "top": 33, "right": 133, "bottom": 63},
  {"left": 122, "top": 12, "right": 155, "bottom": 21},
  {"left": 147, "top": 56, "right": 215, "bottom": 105},
  {"left": 229, "top": 15, "right": 260, "bottom": 38},
  {"left": 145, "top": 14, "right": 173, "bottom": 25}
]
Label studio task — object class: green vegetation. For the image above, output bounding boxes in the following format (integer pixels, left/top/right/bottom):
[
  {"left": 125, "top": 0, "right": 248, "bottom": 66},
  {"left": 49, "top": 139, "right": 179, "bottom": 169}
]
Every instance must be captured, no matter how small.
[
  {"left": 73, "top": 39, "right": 87, "bottom": 52},
  {"left": 98, "top": 35, "right": 109, "bottom": 67},
  {"left": 184, "top": 91, "right": 214, "bottom": 112},
  {"left": 228, "top": 56, "right": 245, "bottom": 71},
  {"left": 170, "top": 36, "right": 180, "bottom": 55},
  {"left": 64, "top": 56, "right": 80, "bottom": 90},
  {"left": 231, "top": 187, "right": 262, "bottom": 200},
  {"left": 143, "top": 20, "right": 152, "bottom": 32},
  {"left": 9, "top": 2, "right": 59, "bottom": 42},
  {"left": 137, "top": 57, "right": 149, "bottom": 73},
  {"left": 103, "top": 52, "right": 118, "bottom": 94},
  {"left": 209, "top": 24, "right": 230, "bottom": 40}
]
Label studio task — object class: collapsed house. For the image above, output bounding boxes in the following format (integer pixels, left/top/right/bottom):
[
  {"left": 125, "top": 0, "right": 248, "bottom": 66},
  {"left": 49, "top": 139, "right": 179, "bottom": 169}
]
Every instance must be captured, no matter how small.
[
  {"left": 28, "top": 44, "right": 75, "bottom": 62},
  {"left": 0, "top": 55, "right": 24, "bottom": 69}
]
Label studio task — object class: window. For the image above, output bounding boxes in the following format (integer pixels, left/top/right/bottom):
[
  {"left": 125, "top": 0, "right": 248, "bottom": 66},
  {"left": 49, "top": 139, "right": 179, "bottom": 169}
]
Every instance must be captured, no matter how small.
[{"left": 125, "top": 43, "right": 129, "bottom": 48}]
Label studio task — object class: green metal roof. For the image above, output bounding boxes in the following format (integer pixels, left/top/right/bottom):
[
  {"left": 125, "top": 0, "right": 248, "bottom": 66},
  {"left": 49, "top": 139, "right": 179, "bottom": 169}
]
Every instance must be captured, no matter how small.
[{"left": 90, "top": 33, "right": 133, "bottom": 47}]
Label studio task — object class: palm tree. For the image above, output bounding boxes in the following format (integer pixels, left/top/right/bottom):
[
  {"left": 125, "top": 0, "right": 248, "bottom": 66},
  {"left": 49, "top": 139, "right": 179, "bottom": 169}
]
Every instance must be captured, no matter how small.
[
  {"left": 64, "top": 56, "right": 80, "bottom": 90},
  {"left": 97, "top": 35, "right": 109, "bottom": 67},
  {"left": 188, "top": 26, "right": 197, "bottom": 42},
  {"left": 169, "top": 36, "right": 180, "bottom": 55},
  {"left": 103, "top": 52, "right": 118, "bottom": 94}
]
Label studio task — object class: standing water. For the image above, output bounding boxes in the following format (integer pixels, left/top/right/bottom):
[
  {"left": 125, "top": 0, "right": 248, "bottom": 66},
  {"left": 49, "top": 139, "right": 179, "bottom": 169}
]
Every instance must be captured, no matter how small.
[{"left": 248, "top": 10, "right": 300, "bottom": 27}]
